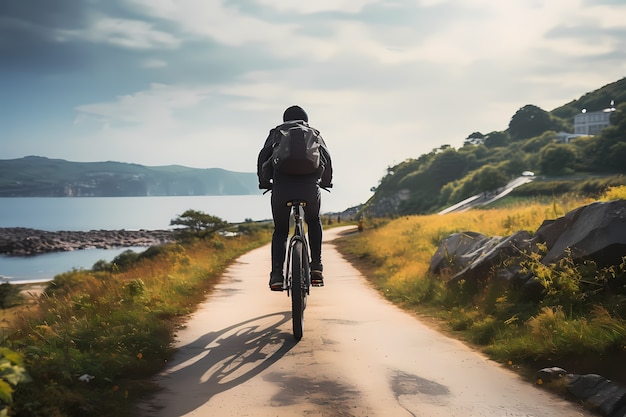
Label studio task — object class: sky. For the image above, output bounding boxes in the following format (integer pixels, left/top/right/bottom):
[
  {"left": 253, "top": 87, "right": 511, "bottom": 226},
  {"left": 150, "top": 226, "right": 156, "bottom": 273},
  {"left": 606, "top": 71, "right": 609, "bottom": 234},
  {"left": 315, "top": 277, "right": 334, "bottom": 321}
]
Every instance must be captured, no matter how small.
[{"left": 1, "top": 0, "right": 626, "bottom": 213}]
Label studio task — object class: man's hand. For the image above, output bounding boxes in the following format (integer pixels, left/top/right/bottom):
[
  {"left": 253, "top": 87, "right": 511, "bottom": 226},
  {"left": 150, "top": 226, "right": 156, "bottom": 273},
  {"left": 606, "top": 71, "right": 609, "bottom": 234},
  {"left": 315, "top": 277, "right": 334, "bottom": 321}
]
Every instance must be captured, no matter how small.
[{"left": 320, "top": 183, "right": 333, "bottom": 191}]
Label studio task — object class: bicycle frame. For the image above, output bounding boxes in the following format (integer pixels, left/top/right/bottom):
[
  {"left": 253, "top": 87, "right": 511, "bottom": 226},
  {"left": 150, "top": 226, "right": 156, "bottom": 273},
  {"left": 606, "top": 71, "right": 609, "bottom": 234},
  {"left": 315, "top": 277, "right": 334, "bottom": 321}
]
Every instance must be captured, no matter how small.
[{"left": 285, "top": 201, "right": 311, "bottom": 297}]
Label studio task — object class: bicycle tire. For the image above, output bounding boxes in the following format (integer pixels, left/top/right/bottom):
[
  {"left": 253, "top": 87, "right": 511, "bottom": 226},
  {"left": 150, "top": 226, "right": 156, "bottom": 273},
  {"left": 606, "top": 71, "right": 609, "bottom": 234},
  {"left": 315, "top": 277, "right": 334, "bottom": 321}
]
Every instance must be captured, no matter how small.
[{"left": 291, "top": 240, "right": 305, "bottom": 340}]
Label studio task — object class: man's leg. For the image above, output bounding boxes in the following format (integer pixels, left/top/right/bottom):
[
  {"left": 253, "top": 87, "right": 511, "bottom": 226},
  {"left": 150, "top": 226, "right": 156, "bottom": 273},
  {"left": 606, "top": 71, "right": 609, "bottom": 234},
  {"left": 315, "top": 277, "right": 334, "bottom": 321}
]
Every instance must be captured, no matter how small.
[
  {"left": 270, "top": 191, "right": 290, "bottom": 290},
  {"left": 303, "top": 186, "right": 324, "bottom": 286}
]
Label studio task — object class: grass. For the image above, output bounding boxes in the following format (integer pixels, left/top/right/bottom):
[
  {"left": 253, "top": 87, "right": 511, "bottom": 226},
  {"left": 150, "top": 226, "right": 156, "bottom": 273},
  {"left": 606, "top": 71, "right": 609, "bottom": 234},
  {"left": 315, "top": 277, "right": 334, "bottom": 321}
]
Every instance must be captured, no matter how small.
[
  {"left": 335, "top": 187, "right": 626, "bottom": 385},
  {"left": 1, "top": 222, "right": 274, "bottom": 417},
  {"left": 2, "top": 186, "right": 625, "bottom": 414}
]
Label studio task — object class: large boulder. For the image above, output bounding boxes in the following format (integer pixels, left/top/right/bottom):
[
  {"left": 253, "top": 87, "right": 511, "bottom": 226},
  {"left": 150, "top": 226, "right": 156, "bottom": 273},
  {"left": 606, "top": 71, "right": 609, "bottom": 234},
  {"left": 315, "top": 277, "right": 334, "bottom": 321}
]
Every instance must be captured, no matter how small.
[
  {"left": 430, "top": 199, "right": 626, "bottom": 291},
  {"left": 536, "top": 200, "right": 626, "bottom": 266},
  {"left": 429, "top": 232, "right": 490, "bottom": 275},
  {"left": 445, "top": 231, "right": 534, "bottom": 286}
]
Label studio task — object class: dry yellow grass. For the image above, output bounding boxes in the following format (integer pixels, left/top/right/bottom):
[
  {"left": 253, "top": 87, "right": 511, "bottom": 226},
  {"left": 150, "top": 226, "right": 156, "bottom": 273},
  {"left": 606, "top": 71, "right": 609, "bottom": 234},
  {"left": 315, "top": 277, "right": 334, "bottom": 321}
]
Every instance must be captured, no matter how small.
[{"left": 357, "top": 201, "right": 584, "bottom": 288}]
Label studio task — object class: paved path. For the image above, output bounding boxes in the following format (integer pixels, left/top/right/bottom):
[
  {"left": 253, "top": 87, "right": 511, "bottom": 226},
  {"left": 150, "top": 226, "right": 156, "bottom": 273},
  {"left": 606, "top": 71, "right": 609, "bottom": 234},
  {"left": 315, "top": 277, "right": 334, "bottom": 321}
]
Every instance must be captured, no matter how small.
[{"left": 137, "top": 226, "right": 593, "bottom": 416}]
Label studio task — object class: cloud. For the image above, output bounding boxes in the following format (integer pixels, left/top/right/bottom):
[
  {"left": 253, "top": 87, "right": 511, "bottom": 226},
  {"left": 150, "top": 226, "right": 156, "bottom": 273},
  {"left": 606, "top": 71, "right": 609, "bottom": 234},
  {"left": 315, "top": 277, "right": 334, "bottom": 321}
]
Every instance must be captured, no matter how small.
[
  {"left": 253, "top": 0, "right": 380, "bottom": 14},
  {"left": 3, "top": 0, "right": 626, "bottom": 211},
  {"left": 127, "top": 0, "right": 296, "bottom": 46},
  {"left": 75, "top": 83, "right": 214, "bottom": 126},
  {"left": 58, "top": 15, "right": 181, "bottom": 49}
]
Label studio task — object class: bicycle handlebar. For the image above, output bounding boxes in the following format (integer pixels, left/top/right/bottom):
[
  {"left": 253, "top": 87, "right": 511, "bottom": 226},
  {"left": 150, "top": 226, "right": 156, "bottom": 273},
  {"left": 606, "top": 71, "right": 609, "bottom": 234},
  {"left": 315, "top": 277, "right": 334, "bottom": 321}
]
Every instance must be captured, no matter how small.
[{"left": 259, "top": 183, "right": 332, "bottom": 194}]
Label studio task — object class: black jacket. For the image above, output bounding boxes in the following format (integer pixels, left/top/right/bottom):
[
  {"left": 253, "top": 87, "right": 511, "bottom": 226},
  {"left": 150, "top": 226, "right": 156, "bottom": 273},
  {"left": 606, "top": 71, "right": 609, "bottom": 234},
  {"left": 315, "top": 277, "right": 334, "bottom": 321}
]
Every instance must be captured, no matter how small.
[{"left": 257, "top": 121, "right": 333, "bottom": 188}]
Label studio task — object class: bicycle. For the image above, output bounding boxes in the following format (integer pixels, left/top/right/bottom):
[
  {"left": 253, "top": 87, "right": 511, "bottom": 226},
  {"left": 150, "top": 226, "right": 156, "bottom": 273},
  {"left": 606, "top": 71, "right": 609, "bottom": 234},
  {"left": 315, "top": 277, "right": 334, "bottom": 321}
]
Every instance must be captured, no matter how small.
[
  {"left": 261, "top": 186, "right": 330, "bottom": 340},
  {"left": 284, "top": 199, "right": 311, "bottom": 340}
]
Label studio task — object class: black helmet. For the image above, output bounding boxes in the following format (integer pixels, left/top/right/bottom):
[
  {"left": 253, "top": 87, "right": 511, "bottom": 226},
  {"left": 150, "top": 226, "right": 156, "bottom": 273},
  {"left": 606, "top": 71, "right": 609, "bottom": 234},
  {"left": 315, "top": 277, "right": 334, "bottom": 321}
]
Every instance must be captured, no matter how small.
[{"left": 283, "top": 105, "right": 308, "bottom": 122}]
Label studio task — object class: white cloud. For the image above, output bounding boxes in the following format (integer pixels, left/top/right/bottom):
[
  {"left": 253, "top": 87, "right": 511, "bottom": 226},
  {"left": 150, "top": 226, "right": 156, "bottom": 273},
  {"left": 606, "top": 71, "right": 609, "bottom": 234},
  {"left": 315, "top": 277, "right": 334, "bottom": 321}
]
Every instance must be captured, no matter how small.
[
  {"left": 59, "top": 14, "right": 180, "bottom": 49},
  {"left": 128, "top": 0, "right": 296, "bottom": 46},
  {"left": 75, "top": 83, "right": 213, "bottom": 126},
  {"left": 253, "top": 0, "right": 379, "bottom": 14}
]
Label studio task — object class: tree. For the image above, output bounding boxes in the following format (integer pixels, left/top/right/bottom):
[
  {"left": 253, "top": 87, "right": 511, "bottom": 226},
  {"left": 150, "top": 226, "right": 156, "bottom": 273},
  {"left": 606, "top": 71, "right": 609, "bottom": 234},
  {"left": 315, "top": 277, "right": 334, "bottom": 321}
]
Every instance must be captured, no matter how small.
[
  {"left": 170, "top": 210, "right": 228, "bottom": 238},
  {"left": 463, "top": 132, "right": 485, "bottom": 146},
  {"left": 592, "top": 103, "right": 626, "bottom": 171},
  {"left": 475, "top": 165, "right": 509, "bottom": 193},
  {"left": 484, "top": 131, "right": 509, "bottom": 148},
  {"left": 607, "top": 142, "right": 626, "bottom": 173},
  {"left": 539, "top": 144, "right": 577, "bottom": 175},
  {"left": 426, "top": 148, "right": 469, "bottom": 189},
  {"left": 609, "top": 102, "right": 626, "bottom": 131},
  {"left": 508, "top": 104, "right": 552, "bottom": 141}
]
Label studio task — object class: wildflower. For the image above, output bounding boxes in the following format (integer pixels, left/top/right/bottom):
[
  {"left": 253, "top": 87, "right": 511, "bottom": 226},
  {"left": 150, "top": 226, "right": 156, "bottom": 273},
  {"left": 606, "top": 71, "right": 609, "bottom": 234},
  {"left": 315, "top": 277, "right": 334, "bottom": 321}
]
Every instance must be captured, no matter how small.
[{"left": 137, "top": 352, "right": 143, "bottom": 359}]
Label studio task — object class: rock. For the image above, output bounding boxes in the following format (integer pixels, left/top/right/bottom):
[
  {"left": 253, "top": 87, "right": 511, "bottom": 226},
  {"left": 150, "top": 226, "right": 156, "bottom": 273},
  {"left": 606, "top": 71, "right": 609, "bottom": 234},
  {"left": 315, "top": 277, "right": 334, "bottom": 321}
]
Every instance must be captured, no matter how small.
[
  {"left": 0, "top": 228, "right": 175, "bottom": 256},
  {"left": 428, "top": 231, "right": 489, "bottom": 274},
  {"left": 589, "top": 384, "right": 626, "bottom": 416},
  {"left": 430, "top": 200, "right": 626, "bottom": 292},
  {"left": 566, "top": 373, "right": 612, "bottom": 400},
  {"left": 436, "top": 230, "right": 535, "bottom": 287},
  {"left": 565, "top": 373, "right": 626, "bottom": 416},
  {"left": 612, "top": 404, "right": 626, "bottom": 417},
  {"left": 537, "top": 200, "right": 626, "bottom": 266},
  {"left": 453, "top": 230, "right": 534, "bottom": 285}
]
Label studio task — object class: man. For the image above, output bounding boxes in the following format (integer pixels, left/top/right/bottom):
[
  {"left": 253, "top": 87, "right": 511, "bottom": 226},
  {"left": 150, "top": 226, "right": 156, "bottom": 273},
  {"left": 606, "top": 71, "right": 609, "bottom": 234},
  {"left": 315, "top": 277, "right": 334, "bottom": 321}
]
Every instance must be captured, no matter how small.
[{"left": 257, "top": 105, "right": 333, "bottom": 291}]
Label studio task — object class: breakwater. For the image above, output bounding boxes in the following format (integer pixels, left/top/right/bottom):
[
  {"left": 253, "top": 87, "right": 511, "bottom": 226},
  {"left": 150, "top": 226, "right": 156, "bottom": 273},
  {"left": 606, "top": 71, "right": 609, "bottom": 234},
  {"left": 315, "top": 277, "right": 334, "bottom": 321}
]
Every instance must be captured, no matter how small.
[{"left": 0, "top": 228, "right": 175, "bottom": 256}]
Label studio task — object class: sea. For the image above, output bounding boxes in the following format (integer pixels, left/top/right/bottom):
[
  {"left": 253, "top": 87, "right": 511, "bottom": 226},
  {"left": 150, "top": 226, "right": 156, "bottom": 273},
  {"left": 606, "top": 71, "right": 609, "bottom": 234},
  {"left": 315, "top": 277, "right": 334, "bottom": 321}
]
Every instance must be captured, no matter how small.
[{"left": 0, "top": 195, "right": 273, "bottom": 284}]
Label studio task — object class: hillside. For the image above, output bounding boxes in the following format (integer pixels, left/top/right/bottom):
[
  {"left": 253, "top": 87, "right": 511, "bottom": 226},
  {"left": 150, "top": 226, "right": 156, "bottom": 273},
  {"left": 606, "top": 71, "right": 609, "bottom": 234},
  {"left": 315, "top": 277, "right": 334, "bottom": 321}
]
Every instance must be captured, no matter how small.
[
  {"left": 364, "top": 77, "right": 626, "bottom": 217},
  {"left": 0, "top": 156, "right": 259, "bottom": 197}
]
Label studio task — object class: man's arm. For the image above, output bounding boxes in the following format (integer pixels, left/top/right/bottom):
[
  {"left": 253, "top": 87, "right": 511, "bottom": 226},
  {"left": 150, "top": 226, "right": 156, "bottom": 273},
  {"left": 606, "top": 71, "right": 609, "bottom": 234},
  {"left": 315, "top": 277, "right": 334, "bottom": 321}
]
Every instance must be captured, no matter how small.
[
  {"left": 319, "top": 139, "right": 333, "bottom": 188},
  {"left": 257, "top": 129, "right": 276, "bottom": 187}
]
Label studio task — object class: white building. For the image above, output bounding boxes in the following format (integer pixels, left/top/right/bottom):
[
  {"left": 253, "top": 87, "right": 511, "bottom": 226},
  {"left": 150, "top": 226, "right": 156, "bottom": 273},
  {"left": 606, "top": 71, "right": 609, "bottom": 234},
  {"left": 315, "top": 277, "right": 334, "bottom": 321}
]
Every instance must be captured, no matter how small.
[{"left": 574, "top": 107, "right": 615, "bottom": 135}]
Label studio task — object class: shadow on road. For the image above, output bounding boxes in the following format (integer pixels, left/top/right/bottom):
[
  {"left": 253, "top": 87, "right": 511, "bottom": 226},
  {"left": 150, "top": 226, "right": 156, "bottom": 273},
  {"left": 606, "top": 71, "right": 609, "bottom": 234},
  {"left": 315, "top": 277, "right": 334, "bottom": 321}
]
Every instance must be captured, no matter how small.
[{"left": 139, "top": 311, "right": 297, "bottom": 416}]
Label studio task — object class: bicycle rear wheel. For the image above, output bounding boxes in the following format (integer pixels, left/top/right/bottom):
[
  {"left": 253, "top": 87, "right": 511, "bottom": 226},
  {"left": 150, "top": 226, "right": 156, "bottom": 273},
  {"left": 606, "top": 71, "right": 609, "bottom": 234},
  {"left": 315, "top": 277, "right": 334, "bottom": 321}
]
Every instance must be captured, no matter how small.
[{"left": 290, "top": 240, "right": 306, "bottom": 340}]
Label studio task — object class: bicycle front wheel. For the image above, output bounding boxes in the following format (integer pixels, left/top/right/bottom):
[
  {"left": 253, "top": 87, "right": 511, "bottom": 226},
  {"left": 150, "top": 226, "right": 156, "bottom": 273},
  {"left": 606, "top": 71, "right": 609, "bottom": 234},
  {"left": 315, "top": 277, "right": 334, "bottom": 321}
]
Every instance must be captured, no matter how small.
[{"left": 291, "top": 240, "right": 306, "bottom": 340}]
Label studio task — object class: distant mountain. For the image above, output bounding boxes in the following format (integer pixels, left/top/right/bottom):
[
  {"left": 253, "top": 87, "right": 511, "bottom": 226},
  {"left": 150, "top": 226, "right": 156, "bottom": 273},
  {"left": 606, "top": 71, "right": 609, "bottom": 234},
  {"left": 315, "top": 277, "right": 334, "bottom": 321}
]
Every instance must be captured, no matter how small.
[{"left": 0, "top": 156, "right": 260, "bottom": 197}]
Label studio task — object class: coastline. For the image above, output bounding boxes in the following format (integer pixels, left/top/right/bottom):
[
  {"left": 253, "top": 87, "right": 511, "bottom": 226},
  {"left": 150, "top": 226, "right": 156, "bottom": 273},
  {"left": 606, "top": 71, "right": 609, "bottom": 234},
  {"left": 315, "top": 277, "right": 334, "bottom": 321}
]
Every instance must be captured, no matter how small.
[{"left": 1, "top": 227, "right": 175, "bottom": 256}]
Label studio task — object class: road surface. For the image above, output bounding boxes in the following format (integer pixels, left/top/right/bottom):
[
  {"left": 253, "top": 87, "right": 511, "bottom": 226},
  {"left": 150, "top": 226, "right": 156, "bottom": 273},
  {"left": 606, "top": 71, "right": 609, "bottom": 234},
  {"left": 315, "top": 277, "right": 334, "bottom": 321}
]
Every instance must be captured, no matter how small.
[
  {"left": 137, "top": 226, "right": 593, "bottom": 417},
  {"left": 438, "top": 175, "right": 535, "bottom": 214}
]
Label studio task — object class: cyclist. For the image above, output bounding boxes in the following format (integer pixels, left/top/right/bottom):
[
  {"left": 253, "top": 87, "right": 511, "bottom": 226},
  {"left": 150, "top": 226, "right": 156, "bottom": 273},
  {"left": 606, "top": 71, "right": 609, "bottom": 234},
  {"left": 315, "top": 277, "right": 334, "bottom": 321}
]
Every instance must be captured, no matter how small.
[{"left": 257, "top": 105, "right": 333, "bottom": 291}]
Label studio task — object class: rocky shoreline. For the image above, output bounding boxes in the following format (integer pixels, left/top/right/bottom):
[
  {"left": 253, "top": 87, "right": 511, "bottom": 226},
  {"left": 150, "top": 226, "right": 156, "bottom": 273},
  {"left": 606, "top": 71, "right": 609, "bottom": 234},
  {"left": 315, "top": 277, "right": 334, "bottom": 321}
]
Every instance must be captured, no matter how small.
[{"left": 0, "top": 227, "right": 175, "bottom": 256}]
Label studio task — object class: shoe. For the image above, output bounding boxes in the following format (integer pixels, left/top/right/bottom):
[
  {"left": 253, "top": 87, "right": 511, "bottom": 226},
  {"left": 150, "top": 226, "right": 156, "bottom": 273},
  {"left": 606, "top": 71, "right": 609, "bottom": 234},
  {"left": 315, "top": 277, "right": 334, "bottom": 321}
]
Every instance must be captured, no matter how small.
[
  {"left": 269, "top": 271, "right": 284, "bottom": 291},
  {"left": 311, "top": 270, "right": 324, "bottom": 287}
]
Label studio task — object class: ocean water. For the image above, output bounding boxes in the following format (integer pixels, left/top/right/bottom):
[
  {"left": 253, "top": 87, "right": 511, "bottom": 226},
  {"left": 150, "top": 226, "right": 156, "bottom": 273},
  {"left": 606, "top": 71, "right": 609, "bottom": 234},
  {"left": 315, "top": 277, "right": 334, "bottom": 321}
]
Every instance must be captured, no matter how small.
[
  {"left": 0, "top": 195, "right": 272, "bottom": 231},
  {"left": 0, "top": 195, "right": 273, "bottom": 283}
]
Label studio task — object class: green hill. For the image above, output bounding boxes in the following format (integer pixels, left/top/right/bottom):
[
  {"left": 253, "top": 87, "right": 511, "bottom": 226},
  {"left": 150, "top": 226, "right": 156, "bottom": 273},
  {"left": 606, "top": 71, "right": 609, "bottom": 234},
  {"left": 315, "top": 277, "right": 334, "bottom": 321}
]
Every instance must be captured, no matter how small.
[
  {"left": 365, "top": 77, "right": 626, "bottom": 217},
  {"left": 0, "top": 156, "right": 260, "bottom": 197}
]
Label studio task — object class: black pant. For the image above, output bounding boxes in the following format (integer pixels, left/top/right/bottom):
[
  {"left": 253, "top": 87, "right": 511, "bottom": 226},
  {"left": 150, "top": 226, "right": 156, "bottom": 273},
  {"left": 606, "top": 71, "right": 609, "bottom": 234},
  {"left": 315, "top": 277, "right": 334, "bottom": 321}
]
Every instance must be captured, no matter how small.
[{"left": 270, "top": 182, "right": 322, "bottom": 273}]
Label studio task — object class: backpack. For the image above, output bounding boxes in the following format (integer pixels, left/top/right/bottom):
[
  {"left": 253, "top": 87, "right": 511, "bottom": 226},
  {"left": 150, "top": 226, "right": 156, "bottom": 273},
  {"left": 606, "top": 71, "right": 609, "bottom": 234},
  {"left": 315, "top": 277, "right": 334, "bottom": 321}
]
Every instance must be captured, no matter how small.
[{"left": 271, "top": 122, "right": 322, "bottom": 175}]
